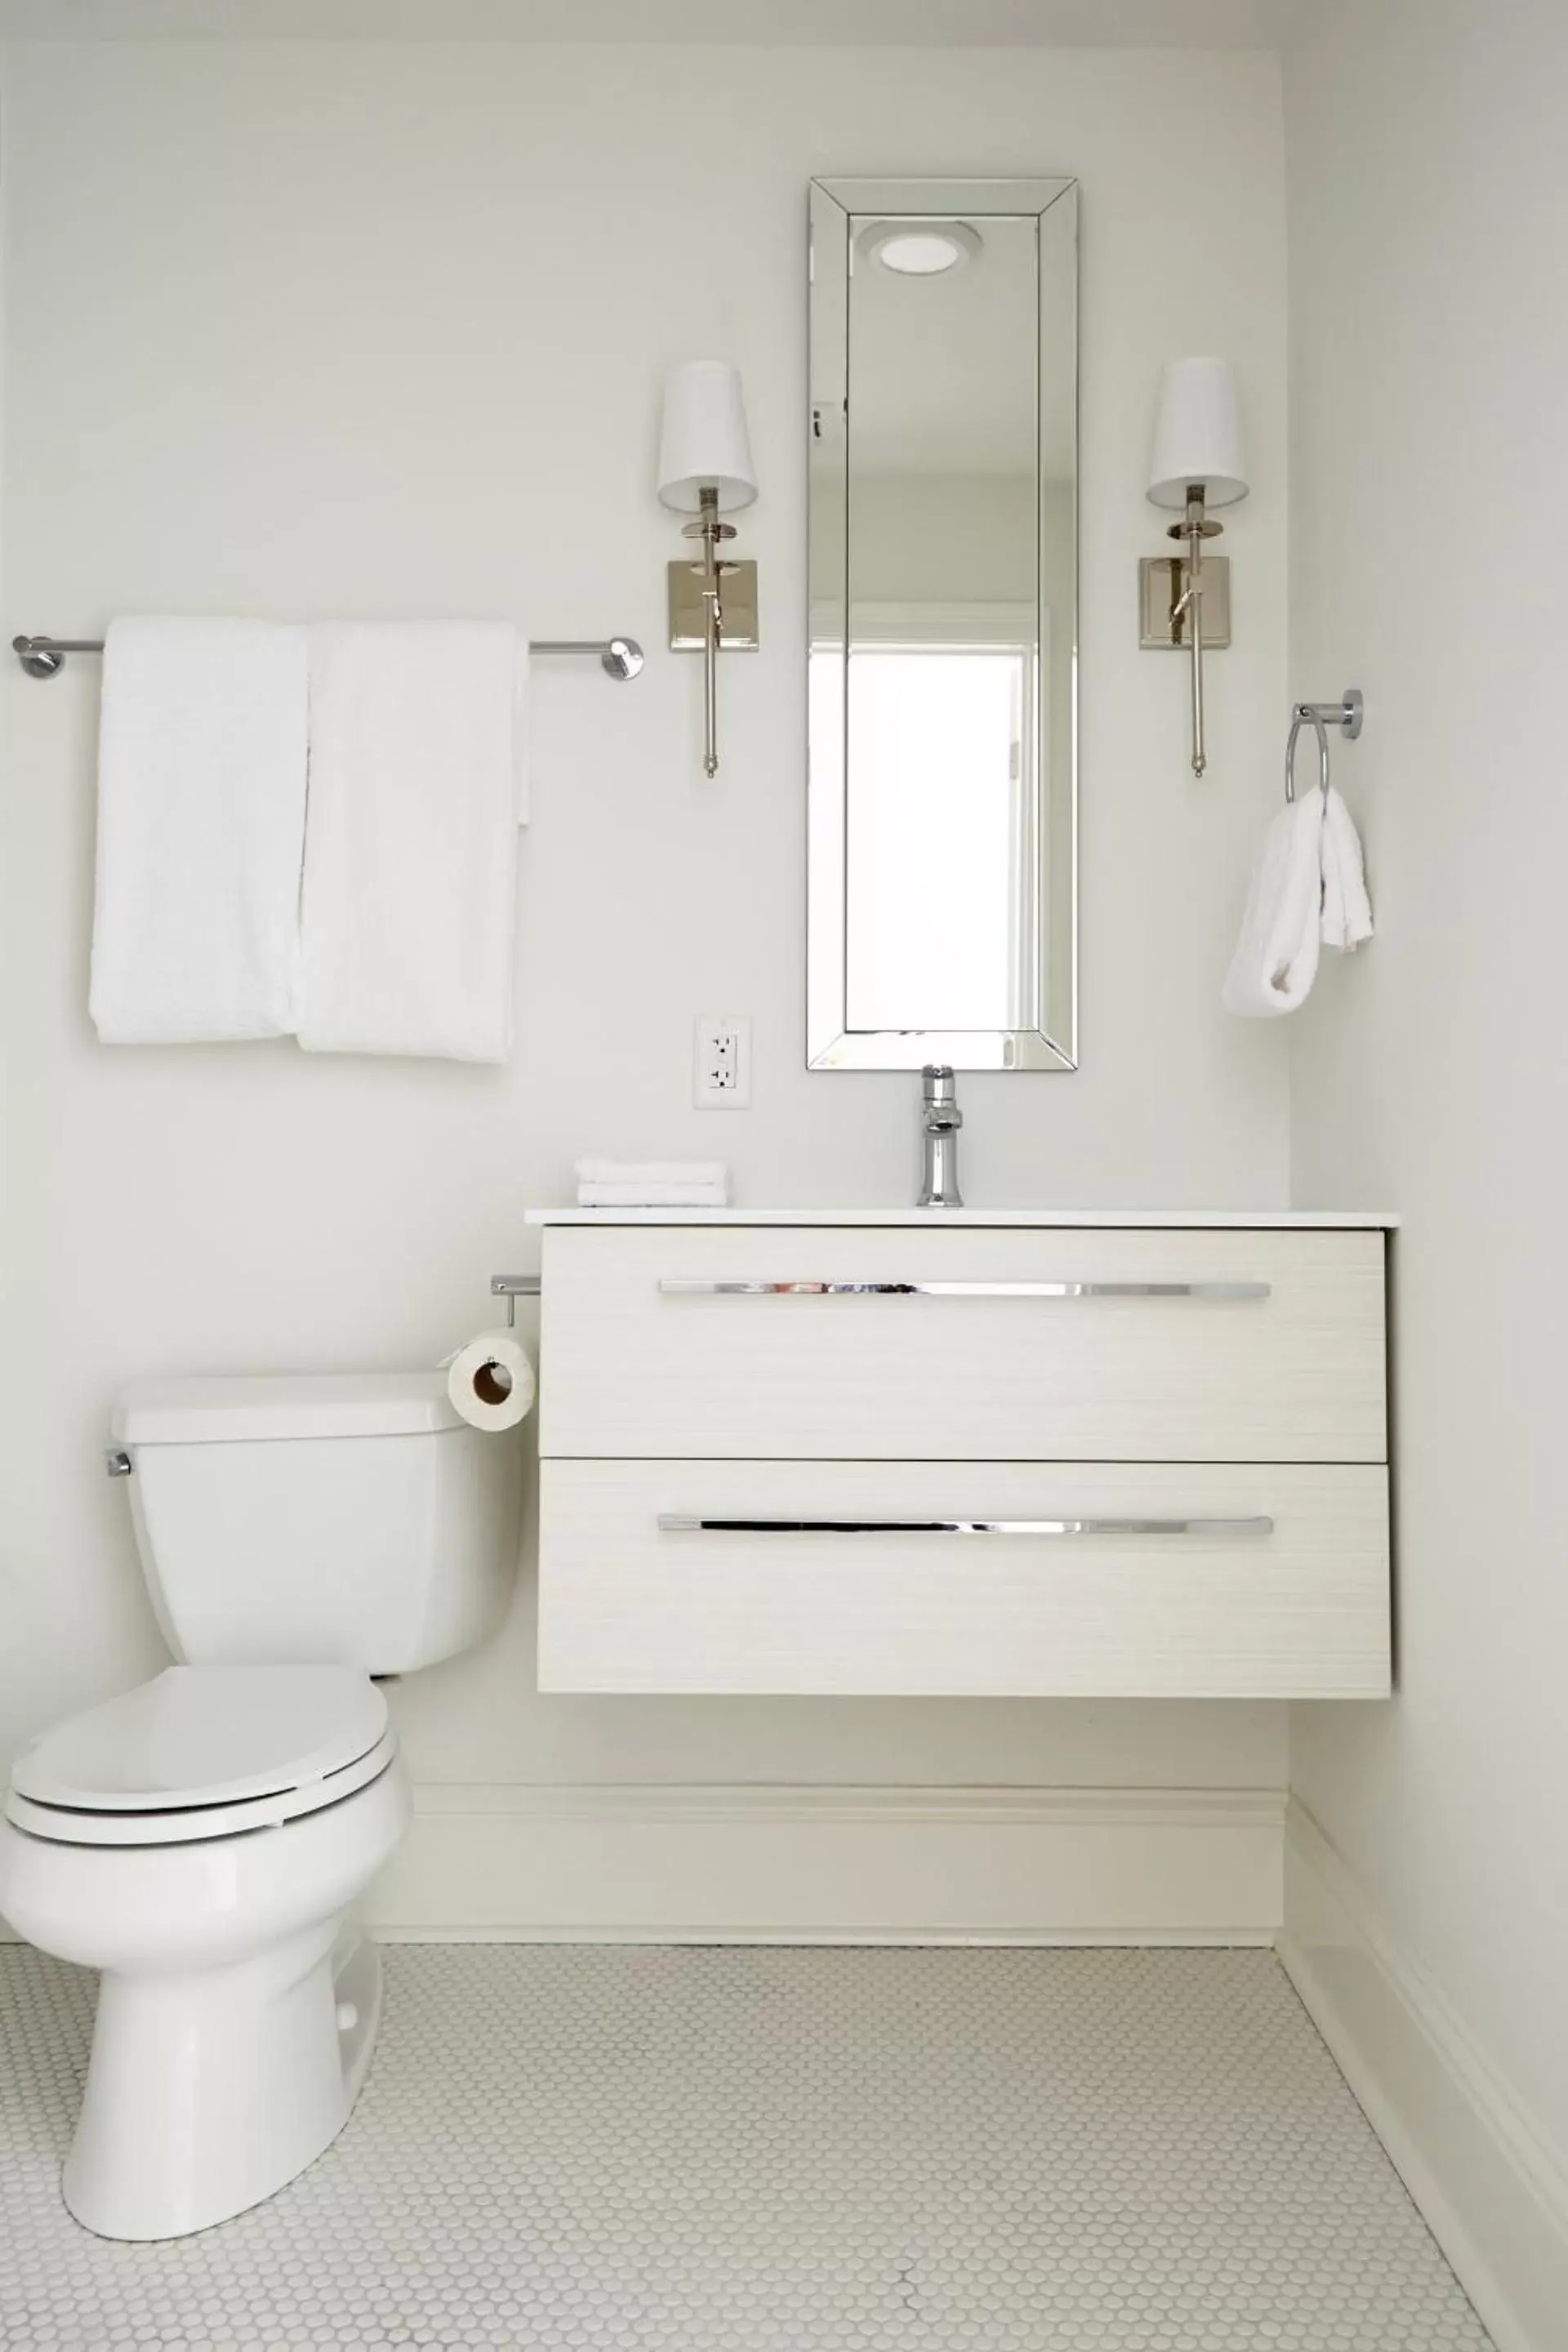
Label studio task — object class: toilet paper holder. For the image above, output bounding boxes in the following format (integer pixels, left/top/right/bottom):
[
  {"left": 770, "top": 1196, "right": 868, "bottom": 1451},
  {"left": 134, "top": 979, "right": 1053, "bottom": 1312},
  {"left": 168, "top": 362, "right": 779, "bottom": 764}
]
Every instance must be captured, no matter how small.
[{"left": 490, "top": 1273, "right": 541, "bottom": 1330}]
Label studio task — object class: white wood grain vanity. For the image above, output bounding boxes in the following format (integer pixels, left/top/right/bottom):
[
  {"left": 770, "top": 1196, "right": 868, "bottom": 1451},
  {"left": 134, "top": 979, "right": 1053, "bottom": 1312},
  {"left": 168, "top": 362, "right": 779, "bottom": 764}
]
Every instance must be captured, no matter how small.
[{"left": 526, "top": 1210, "right": 1394, "bottom": 1703}]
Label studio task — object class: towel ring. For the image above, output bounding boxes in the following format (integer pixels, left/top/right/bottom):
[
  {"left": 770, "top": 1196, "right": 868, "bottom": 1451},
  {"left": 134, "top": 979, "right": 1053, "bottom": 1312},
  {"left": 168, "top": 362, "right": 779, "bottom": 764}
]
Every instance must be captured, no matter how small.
[{"left": 1285, "top": 688, "right": 1364, "bottom": 804}]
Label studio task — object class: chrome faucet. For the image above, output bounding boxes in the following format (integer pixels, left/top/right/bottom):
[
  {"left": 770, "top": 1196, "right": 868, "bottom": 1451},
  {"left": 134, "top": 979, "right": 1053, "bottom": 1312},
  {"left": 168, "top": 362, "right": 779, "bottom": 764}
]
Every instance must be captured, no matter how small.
[{"left": 918, "top": 1064, "right": 964, "bottom": 1209}]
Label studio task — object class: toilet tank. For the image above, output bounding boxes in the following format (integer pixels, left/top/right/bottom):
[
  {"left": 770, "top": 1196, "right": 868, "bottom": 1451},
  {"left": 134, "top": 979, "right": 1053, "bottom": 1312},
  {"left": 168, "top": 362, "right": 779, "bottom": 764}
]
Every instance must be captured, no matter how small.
[{"left": 111, "top": 1374, "right": 523, "bottom": 1673}]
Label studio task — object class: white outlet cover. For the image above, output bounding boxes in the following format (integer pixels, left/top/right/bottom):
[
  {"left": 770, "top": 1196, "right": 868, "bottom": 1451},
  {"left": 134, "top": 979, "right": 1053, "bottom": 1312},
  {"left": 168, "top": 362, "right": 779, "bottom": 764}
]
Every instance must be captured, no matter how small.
[{"left": 693, "top": 1016, "right": 752, "bottom": 1110}]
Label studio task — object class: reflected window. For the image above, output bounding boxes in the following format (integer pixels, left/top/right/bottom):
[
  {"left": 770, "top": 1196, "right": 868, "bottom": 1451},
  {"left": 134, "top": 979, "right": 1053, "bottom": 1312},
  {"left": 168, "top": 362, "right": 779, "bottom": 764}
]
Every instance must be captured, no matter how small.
[{"left": 812, "top": 645, "right": 1036, "bottom": 1032}]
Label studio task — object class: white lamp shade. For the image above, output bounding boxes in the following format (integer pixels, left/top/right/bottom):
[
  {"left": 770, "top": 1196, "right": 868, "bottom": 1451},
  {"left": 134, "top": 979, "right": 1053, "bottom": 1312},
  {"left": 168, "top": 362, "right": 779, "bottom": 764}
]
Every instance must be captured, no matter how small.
[
  {"left": 657, "top": 360, "right": 759, "bottom": 514},
  {"left": 1147, "top": 357, "right": 1249, "bottom": 510}
]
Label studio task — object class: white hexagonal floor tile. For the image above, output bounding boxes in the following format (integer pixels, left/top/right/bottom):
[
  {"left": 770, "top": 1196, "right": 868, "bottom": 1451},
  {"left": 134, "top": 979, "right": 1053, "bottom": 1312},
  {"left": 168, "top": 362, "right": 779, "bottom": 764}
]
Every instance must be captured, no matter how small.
[{"left": 0, "top": 1946, "right": 1491, "bottom": 2350}]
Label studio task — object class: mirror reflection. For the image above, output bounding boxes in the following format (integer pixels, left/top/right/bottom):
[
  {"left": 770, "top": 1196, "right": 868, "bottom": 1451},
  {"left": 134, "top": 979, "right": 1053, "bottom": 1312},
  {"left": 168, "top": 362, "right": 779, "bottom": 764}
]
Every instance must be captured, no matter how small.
[{"left": 808, "top": 177, "right": 1077, "bottom": 1071}]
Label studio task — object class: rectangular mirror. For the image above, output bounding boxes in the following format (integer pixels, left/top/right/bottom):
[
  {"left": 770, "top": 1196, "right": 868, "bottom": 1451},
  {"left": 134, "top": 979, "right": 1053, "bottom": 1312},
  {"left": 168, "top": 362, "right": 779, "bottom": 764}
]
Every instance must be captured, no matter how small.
[{"left": 808, "top": 176, "right": 1078, "bottom": 1071}]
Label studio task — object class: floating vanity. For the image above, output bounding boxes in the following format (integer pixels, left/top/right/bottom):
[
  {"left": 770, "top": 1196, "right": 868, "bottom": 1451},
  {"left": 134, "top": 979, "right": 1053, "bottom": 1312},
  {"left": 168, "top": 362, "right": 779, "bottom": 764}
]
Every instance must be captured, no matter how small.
[{"left": 527, "top": 1210, "right": 1393, "bottom": 1704}]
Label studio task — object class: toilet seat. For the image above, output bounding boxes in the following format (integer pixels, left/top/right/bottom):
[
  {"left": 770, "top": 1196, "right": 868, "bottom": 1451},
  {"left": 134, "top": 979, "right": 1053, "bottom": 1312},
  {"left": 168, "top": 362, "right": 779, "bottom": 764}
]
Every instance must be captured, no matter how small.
[{"left": 6, "top": 1665, "right": 394, "bottom": 1847}]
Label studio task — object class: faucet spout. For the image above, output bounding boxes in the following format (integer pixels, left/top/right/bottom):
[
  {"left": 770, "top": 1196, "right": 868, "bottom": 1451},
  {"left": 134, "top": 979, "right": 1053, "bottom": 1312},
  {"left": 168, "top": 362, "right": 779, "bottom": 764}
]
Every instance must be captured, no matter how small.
[{"left": 918, "top": 1063, "right": 964, "bottom": 1209}]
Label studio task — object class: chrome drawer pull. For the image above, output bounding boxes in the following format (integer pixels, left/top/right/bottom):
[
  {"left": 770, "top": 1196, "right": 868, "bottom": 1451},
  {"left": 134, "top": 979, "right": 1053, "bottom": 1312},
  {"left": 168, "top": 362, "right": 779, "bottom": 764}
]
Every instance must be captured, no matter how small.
[
  {"left": 657, "top": 1514, "right": 1275, "bottom": 1539},
  {"left": 657, "top": 1279, "right": 1271, "bottom": 1300}
]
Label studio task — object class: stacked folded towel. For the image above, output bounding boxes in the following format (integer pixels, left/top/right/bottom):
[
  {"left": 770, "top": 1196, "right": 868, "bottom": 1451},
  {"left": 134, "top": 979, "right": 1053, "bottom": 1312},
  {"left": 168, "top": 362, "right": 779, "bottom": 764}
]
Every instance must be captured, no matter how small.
[
  {"left": 1223, "top": 786, "right": 1373, "bottom": 1018},
  {"left": 575, "top": 1160, "right": 730, "bottom": 1207}
]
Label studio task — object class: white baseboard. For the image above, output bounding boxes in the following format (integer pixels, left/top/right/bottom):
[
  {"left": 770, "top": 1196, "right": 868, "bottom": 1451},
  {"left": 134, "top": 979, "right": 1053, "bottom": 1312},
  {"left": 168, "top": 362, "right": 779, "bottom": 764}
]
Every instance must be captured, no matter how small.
[
  {"left": 362, "top": 1780, "right": 1283, "bottom": 1946},
  {"left": 1280, "top": 1799, "right": 1568, "bottom": 2352}
]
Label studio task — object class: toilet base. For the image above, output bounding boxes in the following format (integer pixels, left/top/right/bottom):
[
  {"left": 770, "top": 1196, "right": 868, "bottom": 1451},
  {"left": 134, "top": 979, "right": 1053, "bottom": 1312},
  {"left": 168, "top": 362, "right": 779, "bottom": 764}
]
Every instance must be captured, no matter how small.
[{"left": 65, "top": 1922, "right": 384, "bottom": 2242}]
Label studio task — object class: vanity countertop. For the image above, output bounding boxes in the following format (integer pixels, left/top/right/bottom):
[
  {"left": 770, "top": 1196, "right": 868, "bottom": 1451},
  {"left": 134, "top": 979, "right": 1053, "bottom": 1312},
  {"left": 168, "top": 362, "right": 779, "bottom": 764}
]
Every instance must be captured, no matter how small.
[{"left": 525, "top": 1208, "right": 1399, "bottom": 1229}]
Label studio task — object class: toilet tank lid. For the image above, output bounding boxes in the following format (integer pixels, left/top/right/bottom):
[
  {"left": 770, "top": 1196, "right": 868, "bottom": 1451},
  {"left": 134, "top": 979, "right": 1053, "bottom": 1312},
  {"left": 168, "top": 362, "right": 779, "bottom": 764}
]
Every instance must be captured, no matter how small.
[{"left": 113, "top": 1371, "right": 466, "bottom": 1446}]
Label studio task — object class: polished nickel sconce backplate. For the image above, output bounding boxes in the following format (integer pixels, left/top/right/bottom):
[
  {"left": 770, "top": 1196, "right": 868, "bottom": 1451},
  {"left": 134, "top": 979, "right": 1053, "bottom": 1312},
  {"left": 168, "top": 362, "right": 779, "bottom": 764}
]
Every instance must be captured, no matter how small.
[
  {"left": 1138, "top": 553, "right": 1232, "bottom": 651},
  {"left": 667, "top": 560, "right": 760, "bottom": 652}
]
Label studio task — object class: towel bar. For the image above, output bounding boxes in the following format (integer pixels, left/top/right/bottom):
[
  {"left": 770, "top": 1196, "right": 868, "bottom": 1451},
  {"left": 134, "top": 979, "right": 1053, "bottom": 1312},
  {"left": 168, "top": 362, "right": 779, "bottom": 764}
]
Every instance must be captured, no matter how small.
[{"left": 11, "top": 633, "right": 644, "bottom": 681}]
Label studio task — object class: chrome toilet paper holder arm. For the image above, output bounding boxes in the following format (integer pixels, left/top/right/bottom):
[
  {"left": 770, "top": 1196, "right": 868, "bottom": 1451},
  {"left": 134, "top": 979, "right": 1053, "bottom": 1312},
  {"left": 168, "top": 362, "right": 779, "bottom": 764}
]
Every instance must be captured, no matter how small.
[{"left": 490, "top": 1273, "right": 541, "bottom": 1330}]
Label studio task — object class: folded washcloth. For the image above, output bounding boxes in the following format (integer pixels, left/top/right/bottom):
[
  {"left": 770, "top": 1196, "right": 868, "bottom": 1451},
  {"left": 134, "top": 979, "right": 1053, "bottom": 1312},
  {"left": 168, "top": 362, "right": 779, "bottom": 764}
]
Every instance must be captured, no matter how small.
[
  {"left": 299, "top": 621, "right": 522, "bottom": 1062},
  {"left": 575, "top": 1160, "right": 730, "bottom": 1207},
  {"left": 90, "top": 617, "right": 310, "bottom": 1043},
  {"left": 579, "top": 1183, "right": 731, "bottom": 1208},
  {"left": 1223, "top": 786, "right": 1374, "bottom": 1019}
]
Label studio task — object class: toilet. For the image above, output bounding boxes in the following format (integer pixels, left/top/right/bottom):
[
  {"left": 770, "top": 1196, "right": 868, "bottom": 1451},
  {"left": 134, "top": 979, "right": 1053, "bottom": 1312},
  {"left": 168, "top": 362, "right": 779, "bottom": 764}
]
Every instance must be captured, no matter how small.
[{"left": 0, "top": 1370, "right": 521, "bottom": 2243}]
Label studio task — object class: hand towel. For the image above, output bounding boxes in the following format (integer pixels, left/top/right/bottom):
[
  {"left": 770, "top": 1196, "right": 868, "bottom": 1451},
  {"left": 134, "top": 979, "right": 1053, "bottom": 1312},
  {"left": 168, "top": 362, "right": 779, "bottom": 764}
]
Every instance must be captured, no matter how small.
[
  {"left": 299, "top": 622, "right": 521, "bottom": 1062},
  {"left": 1320, "top": 786, "right": 1374, "bottom": 951},
  {"left": 1221, "top": 793, "right": 1326, "bottom": 1018},
  {"left": 89, "top": 617, "right": 309, "bottom": 1043},
  {"left": 575, "top": 1160, "right": 730, "bottom": 1207},
  {"left": 1223, "top": 786, "right": 1376, "bottom": 1018}
]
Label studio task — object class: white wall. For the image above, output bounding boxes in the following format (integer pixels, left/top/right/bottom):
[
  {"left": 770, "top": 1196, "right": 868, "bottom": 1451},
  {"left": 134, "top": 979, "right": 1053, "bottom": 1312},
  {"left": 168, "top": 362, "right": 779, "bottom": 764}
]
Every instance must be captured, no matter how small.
[
  {"left": 1285, "top": 0, "right": 1568, "bottom": 2163},
  {"left": 0, "top": 42, "right": 1290, "bottom": 1895}
]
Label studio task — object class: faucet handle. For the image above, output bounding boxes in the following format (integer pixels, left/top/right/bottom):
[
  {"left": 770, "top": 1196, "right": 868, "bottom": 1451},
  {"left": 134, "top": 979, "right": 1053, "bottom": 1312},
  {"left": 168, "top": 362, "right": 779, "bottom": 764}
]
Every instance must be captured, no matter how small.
[{"left": 921, "top": 1062, "right": 962, "bottom": 1127}]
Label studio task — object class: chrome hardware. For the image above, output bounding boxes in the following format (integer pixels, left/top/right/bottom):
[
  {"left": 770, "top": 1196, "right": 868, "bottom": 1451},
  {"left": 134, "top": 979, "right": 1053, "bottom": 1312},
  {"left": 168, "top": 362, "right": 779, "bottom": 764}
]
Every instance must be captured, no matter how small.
[
  {"left": 12, "top": 634, "right": 644, "bottom": 682},
  {"left": 490, "top": 1272, "right": 541, "bottom": 1330},
  {"left": 658, "top": 1279, "right": 1271, "bottom": 1300},
  {"left": 667, "top": 488, "right": 760, "bottom": 779},
  {"left": 658, "top": 1513, "right": 1274, "bottom": 1539},
  {"left": 1169, "top": 486, "right": 1225, "bottom": 777},
  {"left": 918, "top": 1064, "right": 964, "bottom": 1209},
  {"left": 1138, "top": 553, "right": 1232, "bottom": 653},
  {"left": 1285, "top": 688, "right": 1363, "bottom": 804},
  {"left": 105, "top": 1449, "right": 133, "bottom": 1478}
]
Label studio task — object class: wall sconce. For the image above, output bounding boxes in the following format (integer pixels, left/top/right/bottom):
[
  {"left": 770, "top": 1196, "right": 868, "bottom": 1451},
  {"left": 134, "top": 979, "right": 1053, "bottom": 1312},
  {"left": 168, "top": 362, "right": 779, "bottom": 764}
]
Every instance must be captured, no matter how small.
[
  {"left": 657, "top": 360, "right": 760, "bottom": 777},
  {"left": 1139, "top": 357, "right": 1249, "bottom": 777}
]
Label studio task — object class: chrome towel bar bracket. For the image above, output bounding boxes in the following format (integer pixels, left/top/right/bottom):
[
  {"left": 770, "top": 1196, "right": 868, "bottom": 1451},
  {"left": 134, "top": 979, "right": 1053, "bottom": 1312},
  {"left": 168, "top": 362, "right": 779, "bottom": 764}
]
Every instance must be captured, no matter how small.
[{"left": 11, "top": 634, "right": 645, "bottom": 681}]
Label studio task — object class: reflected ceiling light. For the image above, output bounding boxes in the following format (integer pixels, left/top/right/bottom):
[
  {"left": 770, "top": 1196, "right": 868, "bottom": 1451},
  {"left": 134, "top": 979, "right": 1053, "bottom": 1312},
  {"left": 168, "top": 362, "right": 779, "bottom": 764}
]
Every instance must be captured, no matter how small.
[{"left": 858, "top": 220, "right": 982, "bottom": 278}]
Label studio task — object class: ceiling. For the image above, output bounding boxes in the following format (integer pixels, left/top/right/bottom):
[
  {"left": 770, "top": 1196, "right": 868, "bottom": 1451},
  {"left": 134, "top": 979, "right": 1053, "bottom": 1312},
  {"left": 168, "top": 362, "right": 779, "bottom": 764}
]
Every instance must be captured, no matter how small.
[
  {"left": 0, "top": 0, "right": 1302, "bottom": 44},
  {"left": 850, "top": 215, "right": 1065, "bottom": 479}
]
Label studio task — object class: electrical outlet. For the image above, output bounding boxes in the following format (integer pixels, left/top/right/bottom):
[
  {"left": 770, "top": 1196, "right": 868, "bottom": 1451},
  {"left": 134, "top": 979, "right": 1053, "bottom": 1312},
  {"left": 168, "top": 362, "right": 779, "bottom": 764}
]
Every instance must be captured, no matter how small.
[{"left": 693, "top": 1016, "right": 752, "bottom": 1110}]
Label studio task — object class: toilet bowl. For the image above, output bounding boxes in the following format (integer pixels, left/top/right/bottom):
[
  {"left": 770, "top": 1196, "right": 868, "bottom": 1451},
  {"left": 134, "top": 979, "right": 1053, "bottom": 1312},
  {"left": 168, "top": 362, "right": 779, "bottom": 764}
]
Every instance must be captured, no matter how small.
[
  {"left": 1, "top": 1664, "right": 411, "bottom": 2240},
  {"left": 0, "top": 1368, "right": 523, "bottom": 2241}
]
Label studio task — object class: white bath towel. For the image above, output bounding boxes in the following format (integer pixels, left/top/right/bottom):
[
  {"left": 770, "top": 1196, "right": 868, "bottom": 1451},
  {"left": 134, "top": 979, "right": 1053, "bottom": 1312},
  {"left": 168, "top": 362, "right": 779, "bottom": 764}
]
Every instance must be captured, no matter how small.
[
  {"left": 300, "top": 622, "right": 521, "bottom": 1062},
  {"left": 575, "top": 1159, "right": 730, "bottom": 1207},
  {"left": 1223, "top": 786, "right": 1374, "bottom": 1018},
  {"left": 89, "top": 618, "right": 309, "bottom": 1043}
]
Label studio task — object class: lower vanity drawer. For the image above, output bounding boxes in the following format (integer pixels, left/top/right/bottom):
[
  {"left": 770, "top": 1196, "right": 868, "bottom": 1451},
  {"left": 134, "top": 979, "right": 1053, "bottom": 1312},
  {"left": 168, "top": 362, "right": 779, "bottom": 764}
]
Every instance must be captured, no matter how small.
[{"left": 537, "top": 1459, "right": 1391, "bottom": 1699}]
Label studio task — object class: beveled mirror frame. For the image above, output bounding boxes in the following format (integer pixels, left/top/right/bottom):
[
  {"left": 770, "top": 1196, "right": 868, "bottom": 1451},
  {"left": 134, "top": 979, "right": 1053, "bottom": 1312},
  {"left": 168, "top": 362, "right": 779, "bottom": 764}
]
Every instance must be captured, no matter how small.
[{"left": 806, "top": 175, "right": 1079, "bottom": 1071}]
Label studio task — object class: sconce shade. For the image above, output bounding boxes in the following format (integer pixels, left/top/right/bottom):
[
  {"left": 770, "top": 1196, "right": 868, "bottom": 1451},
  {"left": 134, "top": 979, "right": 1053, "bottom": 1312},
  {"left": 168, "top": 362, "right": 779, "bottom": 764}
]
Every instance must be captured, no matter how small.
[
  {"left": 1147, "top": 357, "right": 1249, "bottom": 509},
  {"left": 657, "top": 360, "right": 759, "bottom": 514}
]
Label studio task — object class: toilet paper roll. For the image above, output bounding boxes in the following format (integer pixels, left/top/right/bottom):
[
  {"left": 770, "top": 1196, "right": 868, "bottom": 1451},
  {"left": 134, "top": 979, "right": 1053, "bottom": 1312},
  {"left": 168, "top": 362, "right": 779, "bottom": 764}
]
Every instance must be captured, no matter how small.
[{"left": 441, "top": 1330, "right": 536, "bottom": 1433}]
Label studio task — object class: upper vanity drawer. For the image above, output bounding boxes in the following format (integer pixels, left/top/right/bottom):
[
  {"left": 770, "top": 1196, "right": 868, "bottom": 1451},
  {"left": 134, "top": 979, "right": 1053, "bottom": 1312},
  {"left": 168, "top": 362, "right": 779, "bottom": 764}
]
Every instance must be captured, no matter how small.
[{"left": 539, "top": 1226, "right": 1387, "bottom": 1463}]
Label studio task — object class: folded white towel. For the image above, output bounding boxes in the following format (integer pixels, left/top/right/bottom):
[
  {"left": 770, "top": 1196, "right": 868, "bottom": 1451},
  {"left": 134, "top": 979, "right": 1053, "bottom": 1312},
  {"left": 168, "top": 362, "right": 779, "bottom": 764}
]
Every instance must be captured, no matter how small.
[
  {"left": 299, "top": 622, "right": 521, "bottom": 1062},
  {"left": 578, "top": 1183, "right": 731, "bottom": 1208},
  {"left": 575, "top": 1160, "right": 731, "bottom": 1207},
  {"left": 576, "top": 1160, "right": 728, "bottom": 1187},
  {"left": 89, "top": 617, "right": 309, "bottom": 1043},
  {"left": 1223, "top": 786, "right": 1374, "bottom": 1019}
]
